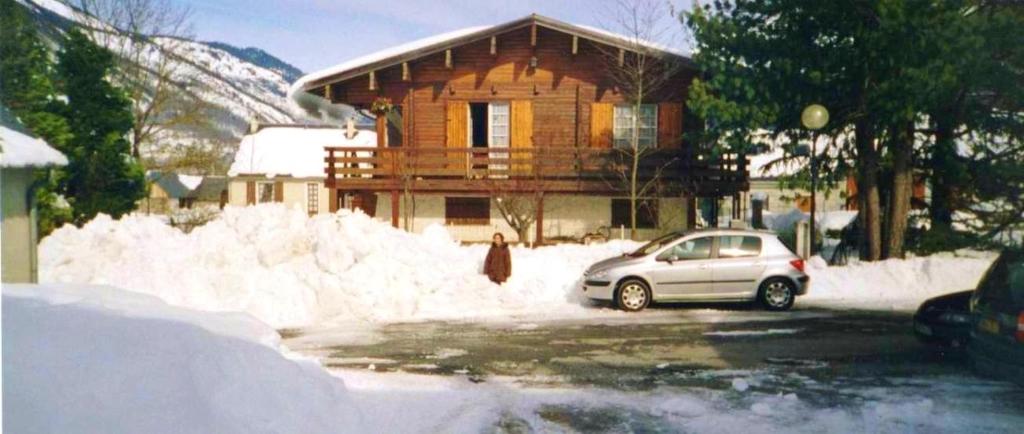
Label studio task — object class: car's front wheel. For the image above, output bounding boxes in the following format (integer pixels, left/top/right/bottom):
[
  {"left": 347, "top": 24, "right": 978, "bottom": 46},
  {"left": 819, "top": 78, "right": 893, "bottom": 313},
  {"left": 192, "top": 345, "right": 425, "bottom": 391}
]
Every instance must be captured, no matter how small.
[
  {"left": 616, "top": 279, "right": 651, "bottom": 312},
  {"left": 758, "top": 277, "right": 795, "bottom": 311}
]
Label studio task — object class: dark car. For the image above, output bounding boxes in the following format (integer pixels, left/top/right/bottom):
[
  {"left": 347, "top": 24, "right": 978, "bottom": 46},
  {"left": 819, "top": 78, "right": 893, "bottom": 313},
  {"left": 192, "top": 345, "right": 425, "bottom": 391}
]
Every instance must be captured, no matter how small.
[
  {"left": 914, "top": 290, "right": 973, "bottom": 348},
  {"left": 968, "top": 249, "right": 1024, "bottom": 385}
]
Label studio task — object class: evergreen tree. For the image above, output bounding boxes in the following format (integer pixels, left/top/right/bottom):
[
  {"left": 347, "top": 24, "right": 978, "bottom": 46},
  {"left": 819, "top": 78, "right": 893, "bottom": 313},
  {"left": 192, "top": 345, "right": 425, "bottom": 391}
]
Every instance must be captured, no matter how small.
[
  {"left": 1, "top": 0, "right": 74, "bottom": 234},
  {"left": 53, "top": 29, "right": 146, "bottom": 224}
]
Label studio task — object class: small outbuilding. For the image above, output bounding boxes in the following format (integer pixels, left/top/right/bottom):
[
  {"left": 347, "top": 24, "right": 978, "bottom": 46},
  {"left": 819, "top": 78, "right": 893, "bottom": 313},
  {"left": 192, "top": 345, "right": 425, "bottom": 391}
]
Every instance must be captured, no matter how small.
[{"left": 1, "top": 106, "right": 68, "bottom": 283}]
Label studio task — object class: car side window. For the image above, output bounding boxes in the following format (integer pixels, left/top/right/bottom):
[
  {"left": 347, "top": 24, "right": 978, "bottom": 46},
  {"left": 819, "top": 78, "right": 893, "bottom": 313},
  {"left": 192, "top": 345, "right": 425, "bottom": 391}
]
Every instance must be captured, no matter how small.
[
  {"left": 977, "top": 252, "right": 1024, "bottom": 304},
  {"left": 660, "top": 237, "right": 713, "bottom": 261},
  {"left": 718, "top": 236, "right": 762, "bottom": 258}
]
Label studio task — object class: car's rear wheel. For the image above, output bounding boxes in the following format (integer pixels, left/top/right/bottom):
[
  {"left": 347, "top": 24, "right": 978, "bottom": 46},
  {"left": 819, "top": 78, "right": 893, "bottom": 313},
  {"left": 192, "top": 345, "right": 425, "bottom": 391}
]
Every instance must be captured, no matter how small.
[
  {"left": 616, "top": 279, "right": 651, "bottom": 312},
  {"left": 758, "top": 277, "right": 795, "bottom": 311}
]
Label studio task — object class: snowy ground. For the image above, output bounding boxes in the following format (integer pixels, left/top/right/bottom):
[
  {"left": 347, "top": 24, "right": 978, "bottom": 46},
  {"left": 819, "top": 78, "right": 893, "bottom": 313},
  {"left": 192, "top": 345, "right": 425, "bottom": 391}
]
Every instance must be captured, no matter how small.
[
  {"left": 7, "top": 284, "right": 1022, "bottom": 433},
  {"left": 40, "top": 205, "right": 996, "bottom": 330},
  {"left": 19, "top": 206, "right": 1019, "bottom": 432}
]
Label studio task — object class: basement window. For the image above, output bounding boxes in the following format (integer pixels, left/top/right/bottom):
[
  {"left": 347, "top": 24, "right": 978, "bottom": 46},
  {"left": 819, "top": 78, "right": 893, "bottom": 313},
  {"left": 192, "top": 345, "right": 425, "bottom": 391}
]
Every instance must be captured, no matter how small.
[
  {"left": 256, "top": 182, "right": 275, "bottom": 204},
  {"left": 611, "top": 198, "right": 658, "bottom": 229},
  {"left": 445, "top": 197, "right": 490, "bottom": 226}
]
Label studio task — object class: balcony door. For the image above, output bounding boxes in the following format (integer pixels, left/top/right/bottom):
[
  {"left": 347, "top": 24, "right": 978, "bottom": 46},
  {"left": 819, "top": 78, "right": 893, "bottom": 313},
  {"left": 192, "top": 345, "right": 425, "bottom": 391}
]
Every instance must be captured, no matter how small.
[{"left": 467, "top": 102, "right": 509, "bottom": 177}]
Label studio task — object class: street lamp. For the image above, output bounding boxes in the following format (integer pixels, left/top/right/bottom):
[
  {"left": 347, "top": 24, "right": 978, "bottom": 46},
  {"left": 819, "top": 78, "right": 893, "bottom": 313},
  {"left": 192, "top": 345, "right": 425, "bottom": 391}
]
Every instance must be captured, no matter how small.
[{"left": 801, "top": 104, "right": 828, "bottom": 256}]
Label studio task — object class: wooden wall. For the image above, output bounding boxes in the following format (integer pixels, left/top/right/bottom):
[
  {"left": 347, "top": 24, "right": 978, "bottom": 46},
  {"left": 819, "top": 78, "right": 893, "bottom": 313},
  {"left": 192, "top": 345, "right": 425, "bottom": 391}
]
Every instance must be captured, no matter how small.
[{"left": 332, "top": 26, "right": 696, "bottom": 150}]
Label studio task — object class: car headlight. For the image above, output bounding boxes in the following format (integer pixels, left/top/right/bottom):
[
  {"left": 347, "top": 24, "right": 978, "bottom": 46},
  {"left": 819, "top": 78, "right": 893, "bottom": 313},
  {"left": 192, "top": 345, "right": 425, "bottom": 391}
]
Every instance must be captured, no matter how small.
[
  {"left": 938, "top": 312, "right": 971, "bottom": 324},
  {"left": 588, "top": 269, "right": 610, "bottom": 280}
]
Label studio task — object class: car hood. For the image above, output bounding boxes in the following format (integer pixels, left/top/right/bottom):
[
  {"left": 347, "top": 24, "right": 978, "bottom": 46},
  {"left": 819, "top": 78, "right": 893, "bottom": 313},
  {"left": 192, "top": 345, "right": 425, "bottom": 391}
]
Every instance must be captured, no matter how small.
[
  {"left": 918, "top": 290, "right": 973, "bottom": 313},
  {"left": 587, "top": 254, "right": 644, "bottom": 274}
]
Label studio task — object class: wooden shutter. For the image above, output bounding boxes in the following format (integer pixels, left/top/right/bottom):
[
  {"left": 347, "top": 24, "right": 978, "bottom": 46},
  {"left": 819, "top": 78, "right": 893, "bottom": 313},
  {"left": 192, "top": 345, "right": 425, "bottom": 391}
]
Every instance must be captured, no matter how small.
[
  {"left": 245, "top": 181, "right": 255, "bottom": 205},
  {"left": 590, "top": 102, "right": 613, "bottom": 149},
  {"left": 446, "top": 100, "right": 468, "bottom": 174},
  {"left": 510, "top": 100, "right": 533, "bottom": 174},
  {"left": 273, "top": 181, "right": 284, "bottom": 202},
  {"left": 657, "top": 103, "right": 683, "bottom": 149}
]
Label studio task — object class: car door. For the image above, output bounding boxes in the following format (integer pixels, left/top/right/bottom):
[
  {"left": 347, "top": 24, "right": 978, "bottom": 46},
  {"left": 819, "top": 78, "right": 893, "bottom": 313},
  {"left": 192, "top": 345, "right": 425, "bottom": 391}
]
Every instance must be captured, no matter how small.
[
  {"left": 646, "top": 236, "right": 715, "bottom": 298},
  {"left": 711, "top": 235, "right": 767, "bottom": 297}
]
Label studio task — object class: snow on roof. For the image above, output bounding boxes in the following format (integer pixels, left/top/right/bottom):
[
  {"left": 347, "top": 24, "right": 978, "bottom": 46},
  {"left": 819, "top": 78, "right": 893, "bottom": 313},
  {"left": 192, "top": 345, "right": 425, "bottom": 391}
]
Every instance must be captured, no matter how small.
[
  {"left": 291, "top": 15, "right": 690, "bottom": 97},
  {"left": 0, "top": 125, "right": 68, "bottom": 169},
  {"left": 290, "top": 25, "right": 492, "bottom": 97},
  {"left": 748, "top": 147, "right": 805, "bottom": 179},
  {"left": 228, "top": 126, "right": 376, "bottom": 178}
]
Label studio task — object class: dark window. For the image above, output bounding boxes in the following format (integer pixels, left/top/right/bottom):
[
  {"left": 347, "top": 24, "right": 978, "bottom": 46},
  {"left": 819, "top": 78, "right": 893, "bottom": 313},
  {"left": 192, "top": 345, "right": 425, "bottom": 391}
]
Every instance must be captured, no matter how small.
[
  {"left": 718, "top": 236, "right": 762, "bottom": 258},
  {"left": 385, "top": 106, "right": 403, "bottom": 147},
  {"left": 469, "top": 103, "right": 488, "bottom": 148},
  {"left": 611, "top": 198, "right": 658, "bottom": 229},
  {"left": 976, "top": 251, "right": 1024, "bottom": 304},
  {"left": 445, "top": 197, "right": 490, "bottom": 225},
  {"left": 658, "top": 237, "right": 713, "bottom": 261}
]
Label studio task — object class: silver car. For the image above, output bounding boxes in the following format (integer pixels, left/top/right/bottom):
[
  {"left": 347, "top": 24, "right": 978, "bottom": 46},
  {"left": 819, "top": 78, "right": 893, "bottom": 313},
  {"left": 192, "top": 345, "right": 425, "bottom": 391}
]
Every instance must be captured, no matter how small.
[{"left": 582, "top": 228, "right": 809, "bottom": 311}]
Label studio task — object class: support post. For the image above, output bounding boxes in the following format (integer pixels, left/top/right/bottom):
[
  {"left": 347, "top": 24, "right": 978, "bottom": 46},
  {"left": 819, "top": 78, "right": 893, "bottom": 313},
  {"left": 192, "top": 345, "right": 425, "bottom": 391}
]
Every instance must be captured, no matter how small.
[
  {"left": 534, "top": 193, "right": 544, "bottom": 247},
  {"left": 685, "top": 194, "right": 697, "bottom": 229},
  {"left": 391, "top": 190, "right": 399, "bottom": 228},
  {"left": 329, "top": 189, "right": 339, "bottom": 213}
]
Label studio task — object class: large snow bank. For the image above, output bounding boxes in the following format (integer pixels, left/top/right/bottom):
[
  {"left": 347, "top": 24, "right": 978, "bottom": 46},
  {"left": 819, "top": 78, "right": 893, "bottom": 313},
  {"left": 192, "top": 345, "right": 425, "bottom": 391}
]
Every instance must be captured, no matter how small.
[
  {"left": 228, "top": 126, "right": 376, "bottom": 178},
  {"left": 0, "top": 124, "right": 67, "bottom": 168},
  {"left": 2, "top": 283, "right": 364, "bottom": 434},
  {"left": 41, "top": 205, "right": 639, "bottom": 328},
  {"left": 802, "top": 252, "right": 994, "bottom": 311}
]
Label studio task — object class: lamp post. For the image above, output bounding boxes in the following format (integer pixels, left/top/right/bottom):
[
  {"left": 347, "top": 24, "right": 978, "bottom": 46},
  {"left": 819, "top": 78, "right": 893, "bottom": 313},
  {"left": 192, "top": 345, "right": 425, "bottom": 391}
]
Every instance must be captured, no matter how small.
[{"left": 801, "top": 104, "right": 829, "bottom": 256}]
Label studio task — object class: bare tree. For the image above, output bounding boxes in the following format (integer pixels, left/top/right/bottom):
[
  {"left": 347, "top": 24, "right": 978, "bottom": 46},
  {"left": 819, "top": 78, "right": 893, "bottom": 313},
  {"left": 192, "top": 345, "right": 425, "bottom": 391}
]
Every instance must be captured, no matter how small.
[
  {"left": 598, "top": 0, "right": 681, "bottom": 239},
  {"left": 74, "top": 0, "right": 208, "bottom": 159}
]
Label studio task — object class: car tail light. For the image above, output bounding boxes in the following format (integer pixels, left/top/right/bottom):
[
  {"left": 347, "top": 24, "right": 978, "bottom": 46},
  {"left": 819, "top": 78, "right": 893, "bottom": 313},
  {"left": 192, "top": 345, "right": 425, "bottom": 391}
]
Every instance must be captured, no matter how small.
[
  {"left": 789, "top": 259, "right": 805, "bottom": 272},
  {"left": 1017, "top": 312, "right": 1024, "bottom": 343}
]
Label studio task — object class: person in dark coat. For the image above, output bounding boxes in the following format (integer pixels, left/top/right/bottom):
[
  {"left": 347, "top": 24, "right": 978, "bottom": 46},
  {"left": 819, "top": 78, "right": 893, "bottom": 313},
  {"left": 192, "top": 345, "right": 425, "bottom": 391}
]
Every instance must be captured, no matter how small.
[{"left": 484, "top": 232, "right": 511, "bottom": 284}]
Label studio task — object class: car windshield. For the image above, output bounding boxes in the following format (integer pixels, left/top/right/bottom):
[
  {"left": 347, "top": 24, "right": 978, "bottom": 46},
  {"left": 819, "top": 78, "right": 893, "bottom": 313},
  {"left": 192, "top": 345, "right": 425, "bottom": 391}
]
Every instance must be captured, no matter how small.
[{"left": 629, "top": 232, "right": 687, "bottom": 257}]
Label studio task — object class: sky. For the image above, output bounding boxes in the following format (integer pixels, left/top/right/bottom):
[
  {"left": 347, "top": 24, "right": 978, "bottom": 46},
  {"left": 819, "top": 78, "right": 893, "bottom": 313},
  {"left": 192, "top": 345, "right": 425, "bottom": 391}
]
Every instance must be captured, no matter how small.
[{"left": 179, "top": 0, "right": 693, "bottom": 75}]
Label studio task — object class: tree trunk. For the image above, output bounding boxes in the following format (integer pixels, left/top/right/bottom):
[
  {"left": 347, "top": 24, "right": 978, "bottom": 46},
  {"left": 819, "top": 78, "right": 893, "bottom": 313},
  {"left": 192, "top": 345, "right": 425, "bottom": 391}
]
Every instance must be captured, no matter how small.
[
  {"left": 855, "top": 120, "right": 882, "bottom": 261},
  {"left": 884, "top": 123, "right": 914, "bottom": 259},
  {"left": 929, "top": 117, "right": 957, "bottom": 232}
]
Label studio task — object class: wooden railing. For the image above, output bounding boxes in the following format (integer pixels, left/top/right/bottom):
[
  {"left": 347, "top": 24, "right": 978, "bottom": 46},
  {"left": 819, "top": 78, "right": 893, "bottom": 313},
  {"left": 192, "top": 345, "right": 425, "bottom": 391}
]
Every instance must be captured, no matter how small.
[{"left": 324, "top": 146, "right": 749, "bottom": 194}]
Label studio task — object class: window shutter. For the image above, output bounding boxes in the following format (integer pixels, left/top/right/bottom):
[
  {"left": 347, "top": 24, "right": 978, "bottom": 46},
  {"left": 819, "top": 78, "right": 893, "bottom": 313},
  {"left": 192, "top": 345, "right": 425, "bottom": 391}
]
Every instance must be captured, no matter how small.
[
  {"left": 510, "top": 100, "right": 533, "bottom": 174},
  {"left": 274, "top": 181, "right": 284, "bottom": 202},
  {"left": 446, "top": 100, "right": 469, "bottom": 173},
  {"left": 590, "top": 102, "right": 613, "bottom": 148},
  {"left": 657, "top": 103, "right": 683, "bottom": 149},
  {"left": 245, "top": 181, "right": 255, "bottom": 205}
]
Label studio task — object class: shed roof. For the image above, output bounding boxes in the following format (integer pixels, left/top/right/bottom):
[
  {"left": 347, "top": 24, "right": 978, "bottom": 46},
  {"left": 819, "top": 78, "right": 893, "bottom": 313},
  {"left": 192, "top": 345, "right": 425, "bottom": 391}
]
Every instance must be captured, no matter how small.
[
  {"left": 0, "top": 105, "right": 67, "bottom": 169},
  {"left": 291, "top": 14, "right": 694, "bottom": 97},
  {"left": 228, "top": 124, "right": 376, "bottom": 179}
]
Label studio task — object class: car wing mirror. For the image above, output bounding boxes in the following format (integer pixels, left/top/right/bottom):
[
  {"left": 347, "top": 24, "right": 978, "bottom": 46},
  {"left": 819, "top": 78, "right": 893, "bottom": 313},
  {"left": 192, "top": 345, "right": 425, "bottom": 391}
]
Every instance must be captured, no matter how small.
[{"left": 659, "top": 254, "right": 679, "bottom": 264}]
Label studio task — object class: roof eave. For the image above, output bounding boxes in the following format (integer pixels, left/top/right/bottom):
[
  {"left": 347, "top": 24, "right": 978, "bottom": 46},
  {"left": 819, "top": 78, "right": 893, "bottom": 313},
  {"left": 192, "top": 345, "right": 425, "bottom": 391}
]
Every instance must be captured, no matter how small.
[{"left": 300, "top": 14, "right": 695, "bottom": 94}]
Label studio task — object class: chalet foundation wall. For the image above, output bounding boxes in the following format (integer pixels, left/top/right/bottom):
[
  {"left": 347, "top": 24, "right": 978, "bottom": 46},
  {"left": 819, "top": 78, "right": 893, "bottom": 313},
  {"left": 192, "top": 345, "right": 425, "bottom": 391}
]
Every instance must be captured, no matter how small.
[{"left": 375, "top": 194, "right": 690, "bottom": 244}]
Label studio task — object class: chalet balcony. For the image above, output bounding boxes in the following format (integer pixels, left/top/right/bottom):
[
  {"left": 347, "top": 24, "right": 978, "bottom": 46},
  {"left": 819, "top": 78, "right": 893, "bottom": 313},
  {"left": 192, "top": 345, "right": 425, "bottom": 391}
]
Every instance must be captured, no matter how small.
[{"left": 324, "top": 147, "right": 749, "bottom": 196}]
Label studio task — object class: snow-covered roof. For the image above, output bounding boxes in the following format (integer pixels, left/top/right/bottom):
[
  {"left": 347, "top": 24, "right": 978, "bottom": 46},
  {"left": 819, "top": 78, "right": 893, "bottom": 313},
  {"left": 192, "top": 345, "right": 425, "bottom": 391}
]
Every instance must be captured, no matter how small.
[
  {"left": 748, "top": 147, "right": 805, "bottom": 179},
  {"left": 0, "top": 126, "right": 67, "bottom": 169},
  {"left": 292, "top": 14, "right": 692, "bottom": 96},
  {"left": 228, "top": 125, "right": 376, "bottom": 178}
]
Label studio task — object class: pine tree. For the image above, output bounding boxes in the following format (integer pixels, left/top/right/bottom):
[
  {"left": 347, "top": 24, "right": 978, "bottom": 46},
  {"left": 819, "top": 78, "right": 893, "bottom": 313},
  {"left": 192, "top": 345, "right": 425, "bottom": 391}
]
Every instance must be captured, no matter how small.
[
  {"left": 1, "top": 0, "right": 74, "bottom": 234},
  {"left": 53, "top": 29, "right": 146, "bottom": 224}
]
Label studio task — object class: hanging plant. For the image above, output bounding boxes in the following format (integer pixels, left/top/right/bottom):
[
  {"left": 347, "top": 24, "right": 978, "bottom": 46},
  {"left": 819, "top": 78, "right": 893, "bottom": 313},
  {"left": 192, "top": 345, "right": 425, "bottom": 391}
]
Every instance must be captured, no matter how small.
[{"left": 370, "top": 97, "right": 393, "bottom": 115}]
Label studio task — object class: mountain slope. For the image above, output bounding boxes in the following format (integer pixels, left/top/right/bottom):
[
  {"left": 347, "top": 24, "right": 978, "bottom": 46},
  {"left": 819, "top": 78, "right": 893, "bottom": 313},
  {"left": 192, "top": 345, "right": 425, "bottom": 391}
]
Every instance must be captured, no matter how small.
[{"left": 19, "top": 0, "right": 306, "bottom": 152}]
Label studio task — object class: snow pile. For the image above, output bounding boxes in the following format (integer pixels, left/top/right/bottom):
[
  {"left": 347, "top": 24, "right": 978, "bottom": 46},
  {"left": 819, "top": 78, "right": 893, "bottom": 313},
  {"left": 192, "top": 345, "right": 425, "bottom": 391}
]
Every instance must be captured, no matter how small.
[
  {"left": 802, "top": 252, "right": 994, "bottom": 311},
  {"left": 40, "top": 204, "right": 639, "bottom": 328},
  {"left": 2, "top": 283, "right": 364, "bottom": 434},
  {"left": 0, "top": 124, "right": 67, "bottom": 168},
  {"left": 764, "top": 208, "right": 858, "bottom": 233},
  {"left": 228, "top": 126, "right": 376, "bottom": 178}
]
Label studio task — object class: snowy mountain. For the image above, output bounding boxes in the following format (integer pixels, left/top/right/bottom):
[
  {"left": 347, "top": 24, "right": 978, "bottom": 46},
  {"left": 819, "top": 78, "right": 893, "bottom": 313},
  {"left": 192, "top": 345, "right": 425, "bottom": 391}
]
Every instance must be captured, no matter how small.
[{"left": 17, "top": 0, "right": 307, "bottom": 153}]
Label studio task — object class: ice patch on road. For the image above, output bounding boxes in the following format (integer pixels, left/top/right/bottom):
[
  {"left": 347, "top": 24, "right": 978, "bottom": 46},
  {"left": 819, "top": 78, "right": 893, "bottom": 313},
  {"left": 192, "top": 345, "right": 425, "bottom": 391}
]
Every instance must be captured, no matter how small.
[
  {"left": 428, "top": 348, "right": 469, "bottom": 359},
  {"left": 704, "top": 328, "right": 803, "bottom": 337}
]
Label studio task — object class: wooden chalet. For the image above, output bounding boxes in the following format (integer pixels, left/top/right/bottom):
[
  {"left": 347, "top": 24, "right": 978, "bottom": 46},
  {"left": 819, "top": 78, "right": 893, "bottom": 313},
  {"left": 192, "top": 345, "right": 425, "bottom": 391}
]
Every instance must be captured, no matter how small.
[{"left": 292, "top": 14, "right": 748, "bottom": 243}]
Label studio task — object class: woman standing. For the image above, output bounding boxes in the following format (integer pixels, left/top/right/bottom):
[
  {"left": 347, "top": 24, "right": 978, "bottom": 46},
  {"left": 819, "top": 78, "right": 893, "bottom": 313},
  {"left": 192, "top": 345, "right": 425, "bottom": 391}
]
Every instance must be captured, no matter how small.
[{"left": 484, "top": 232, "right": 511, "bottom": 284}]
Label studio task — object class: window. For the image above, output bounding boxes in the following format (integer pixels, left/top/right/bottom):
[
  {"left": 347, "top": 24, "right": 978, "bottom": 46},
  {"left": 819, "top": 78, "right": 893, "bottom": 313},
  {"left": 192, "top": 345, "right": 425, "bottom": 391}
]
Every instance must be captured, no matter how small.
[
  {"left": 489, "top": 102, "right": 509, "bottom": 147},
  {"left": 659, "top": 237, "right": 713, "bottom": 261},
  {"left": 306, "top": 183, "right": 319, "bottom": 215},
  {"left": 976, "top": 251, "right": 1024, "bottom": 304},
  {"left": 256, "top": 182, "right": 275, "bottom": 204},
  {"left": 718, "top": 236, "right": 762, "bottom": 258},
  {"left": 385, "top": 106, "right": 403, "bottom": 147},
  {"left": 445, "top": 197, "right": 490, "bottom": 225},
  {"left": 611, "top": 198, "right": 658, "bottom": 229},
  {"left": 613, "top": 104, "right": 657, "bottom": 149}
]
